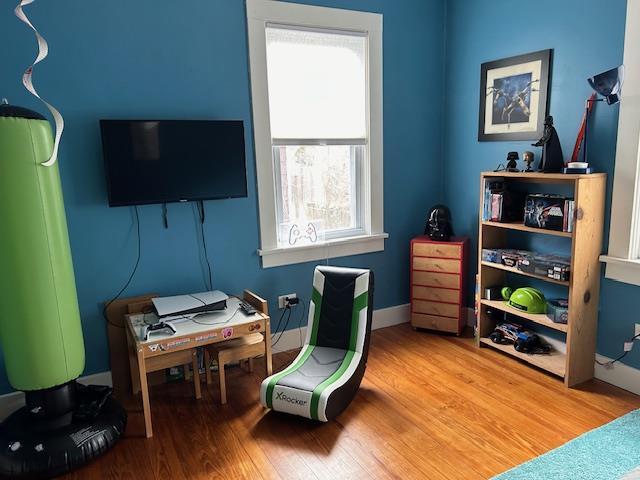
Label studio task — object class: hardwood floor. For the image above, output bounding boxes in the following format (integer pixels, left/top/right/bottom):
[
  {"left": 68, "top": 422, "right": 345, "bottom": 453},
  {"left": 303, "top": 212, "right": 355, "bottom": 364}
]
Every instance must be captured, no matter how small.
[{"left": 65, "top": 324, "right": 640, "bottom": 479}]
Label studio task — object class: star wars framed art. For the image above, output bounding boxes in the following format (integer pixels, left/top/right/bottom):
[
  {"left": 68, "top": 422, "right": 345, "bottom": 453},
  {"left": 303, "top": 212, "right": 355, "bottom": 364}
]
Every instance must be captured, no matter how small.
[{"left": 478, "top": 49, "right": 551, "bottom": 141}]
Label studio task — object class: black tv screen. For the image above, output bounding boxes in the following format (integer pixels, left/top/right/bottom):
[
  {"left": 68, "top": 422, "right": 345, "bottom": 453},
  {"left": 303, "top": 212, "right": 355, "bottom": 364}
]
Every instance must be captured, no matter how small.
[{"left": 100, "top": 120, "right": 247, "bottom": 207}]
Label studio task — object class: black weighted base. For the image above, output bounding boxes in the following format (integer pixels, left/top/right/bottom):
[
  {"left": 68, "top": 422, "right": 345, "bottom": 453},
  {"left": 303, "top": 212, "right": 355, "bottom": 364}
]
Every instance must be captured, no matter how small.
[{"left": 0, "top": 383, "right": 126, "bottom": 478}]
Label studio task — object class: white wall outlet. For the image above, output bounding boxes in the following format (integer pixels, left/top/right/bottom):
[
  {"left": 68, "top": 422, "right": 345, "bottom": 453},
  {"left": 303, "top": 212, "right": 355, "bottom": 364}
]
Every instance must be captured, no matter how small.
[
  {"left": 624, "top": 342, "right": 634, "bottom": 352},
  {"left": 278, "top": 293, "right": 297, "bottom": 309},
  {"left": 635, "top": 323, "right": 640, "bottom": 337}
]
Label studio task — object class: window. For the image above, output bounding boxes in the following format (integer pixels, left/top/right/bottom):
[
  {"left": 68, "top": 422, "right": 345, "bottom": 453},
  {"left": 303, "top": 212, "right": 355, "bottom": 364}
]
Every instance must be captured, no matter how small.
[
  {"left": 247, "top": 0, "right": 385, "bottom": 268},
  {"left": 600, "top": 0, "right": 640, "bottom": 285}
]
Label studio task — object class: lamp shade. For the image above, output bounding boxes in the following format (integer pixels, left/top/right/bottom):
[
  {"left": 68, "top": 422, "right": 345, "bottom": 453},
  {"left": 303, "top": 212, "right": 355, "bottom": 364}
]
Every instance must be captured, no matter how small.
[{"left": 588, "top": 66, "right": 625, "bottom": 104}]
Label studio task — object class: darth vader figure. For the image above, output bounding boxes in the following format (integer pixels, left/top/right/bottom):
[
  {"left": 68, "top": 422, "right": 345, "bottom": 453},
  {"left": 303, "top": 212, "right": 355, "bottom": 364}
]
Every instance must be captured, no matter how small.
[
  {"left": 424, "top": 205, "right": 454, "bottom": 241},
  {"left": 532, "top": 115, "right": 564, "bottom": 172}
]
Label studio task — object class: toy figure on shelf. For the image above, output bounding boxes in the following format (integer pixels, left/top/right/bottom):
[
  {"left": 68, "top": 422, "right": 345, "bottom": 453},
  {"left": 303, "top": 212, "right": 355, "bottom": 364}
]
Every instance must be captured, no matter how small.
[
  {"left": 532, "top": 115, "right": 564, "bottom": 173},
  {"left": 523, "top": 151, "right": 535, "bottom": 172},
  {"left": 506, "top": 152, "right": 519, "bottom": 172},
  {"left": 424, "top": 205, "right": 454, "bottom": 241}
]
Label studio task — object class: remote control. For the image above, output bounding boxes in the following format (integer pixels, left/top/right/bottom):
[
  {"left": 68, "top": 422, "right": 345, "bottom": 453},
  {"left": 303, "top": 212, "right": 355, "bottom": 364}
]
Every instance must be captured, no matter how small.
[
  {"left": 142, "top": 321, "right": 177, "bottom": 341},
  {"left": 240, "top": 300, "right": 257, "bottom": 315}
]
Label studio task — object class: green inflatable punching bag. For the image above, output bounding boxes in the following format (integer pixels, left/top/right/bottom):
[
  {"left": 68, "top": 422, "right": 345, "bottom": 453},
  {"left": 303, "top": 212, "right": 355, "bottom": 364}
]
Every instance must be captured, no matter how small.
[
  {"left": 0, "top": 103, "right": 126, "bottom": 478},
  {"left": 0, "top": 105, "right": 84, "bottom": 391}
]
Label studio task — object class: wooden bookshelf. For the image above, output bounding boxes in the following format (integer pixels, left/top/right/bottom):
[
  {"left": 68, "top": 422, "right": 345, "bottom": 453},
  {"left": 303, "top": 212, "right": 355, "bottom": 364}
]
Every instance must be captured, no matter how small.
[{"left": 477, "top": 171, "right": 606, "bottom": 387}]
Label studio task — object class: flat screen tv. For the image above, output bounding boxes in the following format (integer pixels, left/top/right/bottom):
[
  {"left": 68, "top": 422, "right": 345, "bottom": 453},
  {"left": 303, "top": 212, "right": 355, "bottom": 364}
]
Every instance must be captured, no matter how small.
[{"left": 100, "top": 120, "right": 247, "bottom": 207}]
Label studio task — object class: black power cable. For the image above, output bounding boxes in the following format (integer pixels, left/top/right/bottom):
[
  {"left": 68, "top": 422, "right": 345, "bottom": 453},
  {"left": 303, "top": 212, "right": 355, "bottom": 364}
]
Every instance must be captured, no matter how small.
[
  {"left": 271, "top": 307, "right": 293, "bottom": 349},
  {"left": 596, "top": 333, "right": 640, "bottom": 367},
  {"left": 162, "top": 203, "right": 168, "bottom": 229},
  {"left": 195, "top": 200, "right": 213, "bottom": 290},
  {"left": 102, "top": 206, "right": 141, "bottom": 328},
  {"left": 271, "top": 307, "right": 288, "bottom": 340},
  {"left": 297, "top": 298, "right": 307, "bottom": 346}
]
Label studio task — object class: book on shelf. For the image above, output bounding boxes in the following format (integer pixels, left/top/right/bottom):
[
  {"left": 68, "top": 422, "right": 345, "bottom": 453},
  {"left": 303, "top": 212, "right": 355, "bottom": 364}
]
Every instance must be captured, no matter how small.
[
  {"left": 483, "top": 177, "right": 505, "bottom": 221},
  {"left": 562, "top": 167, "right": 592, "bottom": 174},
  {"left": 483, "top": 178, "right": 525, "bottom": 223},
  {"left": 491, "top": 193, "right": 502, "bottom": 221},
  {"left": 563, "top": 199, "right": 575, "bottom": 232}
]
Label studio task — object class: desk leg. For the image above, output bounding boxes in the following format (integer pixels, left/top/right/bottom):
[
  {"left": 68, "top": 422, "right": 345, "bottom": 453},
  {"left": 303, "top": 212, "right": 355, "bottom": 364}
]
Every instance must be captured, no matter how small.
[
  {"left": 204, "top": 349, "right": 212, "bottom": 385},
  {"left": 192, "top": 350, "right": 202, "bottom": 400},
  {"left": 136, "top": 347, "right": 153, "bottom": 438},
  {"left": 265, "top": 318, "right": 273, "bottom": 376},
  {"left": 127, "top": 329, "right": 141, "bottom": 395}
]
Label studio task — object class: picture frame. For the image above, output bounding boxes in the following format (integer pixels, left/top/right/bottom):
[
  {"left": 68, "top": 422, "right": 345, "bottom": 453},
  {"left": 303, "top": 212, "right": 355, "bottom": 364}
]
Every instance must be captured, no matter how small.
[{"left": 478, "top": 49, "right": 552, "bottom": 142}]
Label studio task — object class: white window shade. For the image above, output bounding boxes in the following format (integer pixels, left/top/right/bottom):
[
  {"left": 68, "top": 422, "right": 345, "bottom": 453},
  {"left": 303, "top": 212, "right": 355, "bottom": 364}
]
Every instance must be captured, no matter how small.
[{"left": 265, "top": 26, "right": 367, "bottom": 140}]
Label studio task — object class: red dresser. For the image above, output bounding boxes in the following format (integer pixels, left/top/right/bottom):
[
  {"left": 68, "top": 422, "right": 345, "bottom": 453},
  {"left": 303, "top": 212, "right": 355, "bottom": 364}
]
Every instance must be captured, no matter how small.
[{"left": 410, "top": 236, "right": 469, "bottom": 335}]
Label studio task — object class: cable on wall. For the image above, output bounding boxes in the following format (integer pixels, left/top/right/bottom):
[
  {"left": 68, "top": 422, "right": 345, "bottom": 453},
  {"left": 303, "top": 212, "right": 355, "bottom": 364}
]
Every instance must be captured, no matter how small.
[
  {"left": 103, "top": 206, "right": 141, "bottom": 328},
  {"left": 596, "top": 333, "right": 640, "bottom": 367},
  {"left": 195, "top": 200, "right": 213, "bottom": 291}
]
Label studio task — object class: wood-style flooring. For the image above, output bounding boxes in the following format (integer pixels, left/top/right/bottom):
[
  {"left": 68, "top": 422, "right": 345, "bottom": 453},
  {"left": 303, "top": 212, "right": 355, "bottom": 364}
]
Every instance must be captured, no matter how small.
[{"left": 64, "top": 324, "right": 640, "bottom": 479}]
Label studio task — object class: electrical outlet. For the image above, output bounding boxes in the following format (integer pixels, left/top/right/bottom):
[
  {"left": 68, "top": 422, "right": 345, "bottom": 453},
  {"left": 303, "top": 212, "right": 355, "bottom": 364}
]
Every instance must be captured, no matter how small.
[
  {"left": 278, "top": 293, "right": 297, "bottom": 309},
  {"left": 635, "top": 323, "right": 640, "bottom": 337}
]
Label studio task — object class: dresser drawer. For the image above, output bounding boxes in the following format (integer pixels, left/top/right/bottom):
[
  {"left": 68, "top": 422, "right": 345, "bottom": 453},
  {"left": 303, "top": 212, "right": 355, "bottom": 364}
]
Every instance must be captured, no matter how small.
[
  {"left": 412, "top": 300, "right": 459, "bottom": 318},
  {"left": 412, "top": 286, "right": 460, "bottom": 304},
  {"left": 412, "top": 271, "right": 460, "bottom": 289},
  {"left": 411, "top": 313, "right": 459, "bottom": 333},
  {"left": 413, "top": 257, "right": 461, "bottom": 274},
  {"left": 413, "top": 243, "right": 462, "bottom": 259}
]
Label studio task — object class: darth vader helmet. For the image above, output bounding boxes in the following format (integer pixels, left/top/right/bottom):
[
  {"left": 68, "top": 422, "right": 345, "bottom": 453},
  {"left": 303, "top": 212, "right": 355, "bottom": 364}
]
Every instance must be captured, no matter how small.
[{"left": 424, "top": 205, "right": 454, "bottom": 241}]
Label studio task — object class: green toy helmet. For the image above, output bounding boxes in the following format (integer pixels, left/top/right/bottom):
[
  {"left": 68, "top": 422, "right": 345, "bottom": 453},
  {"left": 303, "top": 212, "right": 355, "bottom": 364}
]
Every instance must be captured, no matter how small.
[{"left": 507, "top": 287, "right": 547, "bottom": 314}]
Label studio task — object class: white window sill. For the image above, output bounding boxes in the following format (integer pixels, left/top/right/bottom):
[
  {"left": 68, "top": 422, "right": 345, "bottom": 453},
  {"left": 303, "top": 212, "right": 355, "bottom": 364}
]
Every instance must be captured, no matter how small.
[
  {"left": 600, "top": 255, "right": 640, "bottom": 287},
  {"left": 258, "top": 233, "right": 389, "bottom": 268}
]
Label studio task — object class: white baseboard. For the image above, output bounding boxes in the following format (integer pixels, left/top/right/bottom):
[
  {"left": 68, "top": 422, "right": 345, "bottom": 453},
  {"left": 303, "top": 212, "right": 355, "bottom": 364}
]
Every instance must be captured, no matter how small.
[
  {"left": 0, "top": 371, "right": 112, "bottom": 421},
  {"left": 372, "top": 303, "right": 410, "bottom": 330},
  {"left": 595, "top": 354, "right": 640, "bottom": 396}
]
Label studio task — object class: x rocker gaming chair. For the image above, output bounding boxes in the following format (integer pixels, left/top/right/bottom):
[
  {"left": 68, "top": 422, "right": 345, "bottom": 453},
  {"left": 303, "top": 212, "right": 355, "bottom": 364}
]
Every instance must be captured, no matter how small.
[{"left": 261, "top": 265, "right": 374, "bottom": 421}]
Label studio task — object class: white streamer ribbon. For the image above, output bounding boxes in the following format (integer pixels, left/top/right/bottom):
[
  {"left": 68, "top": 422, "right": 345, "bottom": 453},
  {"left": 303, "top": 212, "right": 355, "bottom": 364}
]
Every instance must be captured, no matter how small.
[{"left": 14, "top": 0, "right": 64, "bottom": 167}]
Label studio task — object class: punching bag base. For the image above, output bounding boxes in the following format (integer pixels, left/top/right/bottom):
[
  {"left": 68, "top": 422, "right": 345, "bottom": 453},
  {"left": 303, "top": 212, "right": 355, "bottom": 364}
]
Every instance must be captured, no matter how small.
[{"left": 0, "top": 382, "right": 127, "bottom": 478}]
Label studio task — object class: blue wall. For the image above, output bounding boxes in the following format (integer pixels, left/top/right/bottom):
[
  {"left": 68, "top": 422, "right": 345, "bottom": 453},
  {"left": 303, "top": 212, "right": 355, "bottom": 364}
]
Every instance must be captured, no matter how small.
[
  {"left": 1, "top": 0, "right": 635, "bottom": 394},
  {"left": 441, "top": 0, "right": 640, "bottom": 367},
  {"left": 0, "top": 0, "right": 445, "bottom": 394}
]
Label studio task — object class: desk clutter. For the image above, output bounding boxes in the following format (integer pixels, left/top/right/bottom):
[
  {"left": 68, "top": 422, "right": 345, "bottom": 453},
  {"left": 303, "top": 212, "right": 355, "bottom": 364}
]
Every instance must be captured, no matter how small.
[{"left": 110, "top": 290, "right": 273, "bottom": 438}]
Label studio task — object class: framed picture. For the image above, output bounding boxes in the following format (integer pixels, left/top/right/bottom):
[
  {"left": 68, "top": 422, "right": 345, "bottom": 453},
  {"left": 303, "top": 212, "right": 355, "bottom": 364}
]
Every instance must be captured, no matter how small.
[{"left": 478, "top": 49, "right": 551, "bottom": 142}]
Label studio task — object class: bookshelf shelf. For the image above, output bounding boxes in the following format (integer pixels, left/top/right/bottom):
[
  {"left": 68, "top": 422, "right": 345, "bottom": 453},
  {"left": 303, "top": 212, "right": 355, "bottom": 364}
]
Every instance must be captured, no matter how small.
[
  {"left": 480, "top": 299, "right": 569, "bottom": 333},
  {"left": 480, "top": 261, "right": 569, "bottom": 286},
  {"left": 477, "top": 172, "right": 606, "bottom": 387},
  {"left": 479, "top": 337, "right": 566, "bottom": 377},
  {"left": 482, "top": 171, "right": 607, "bottom": 183},
  {"left": 482, "top": 221, "right": 573, "bottom": 238}
]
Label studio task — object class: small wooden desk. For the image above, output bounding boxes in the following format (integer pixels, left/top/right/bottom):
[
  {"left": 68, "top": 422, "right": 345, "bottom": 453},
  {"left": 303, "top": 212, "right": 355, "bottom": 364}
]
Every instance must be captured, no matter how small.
[{"left": 124, "top": 291, "right": 272, "bottom": 438}]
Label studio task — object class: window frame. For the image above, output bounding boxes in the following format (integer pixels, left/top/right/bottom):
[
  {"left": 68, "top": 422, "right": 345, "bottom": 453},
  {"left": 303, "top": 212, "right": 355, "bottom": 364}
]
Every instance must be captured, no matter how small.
[
  {"left": 246, "top": 0, "right": 386, "bottom": 269},
  {"left": 600, "top": 0, "right": 640, "bottom": 286}
]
